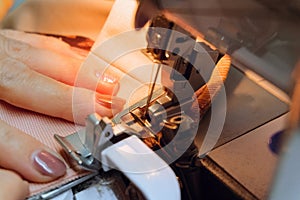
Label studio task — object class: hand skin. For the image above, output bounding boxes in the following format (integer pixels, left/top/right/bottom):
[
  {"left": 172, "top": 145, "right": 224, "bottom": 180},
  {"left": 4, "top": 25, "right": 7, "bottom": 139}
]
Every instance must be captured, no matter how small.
[
  {"left": 0, "top": 119, "right": 67, "bottom": 200},
  {"left": 0, "top": 169, "right": 29, "bottom": 200},
  {"left": 0, "top": 29, "right": 125, "bottom": 124},
  {"left": 0, "top": 29, "right": 125, "bottom": 199}
]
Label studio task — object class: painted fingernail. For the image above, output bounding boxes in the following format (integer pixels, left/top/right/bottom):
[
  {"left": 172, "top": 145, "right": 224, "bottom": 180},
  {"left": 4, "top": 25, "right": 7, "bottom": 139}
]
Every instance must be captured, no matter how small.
[
  {"left": 99, "top": 74, "right": 117, "bottom": 84},
  {"left": 96, "top": 94, "right": 113, "bottom": 108},
  {"left": 96, "top": 94, "right": 126, "bottom": 108},
  {"left": 32, "top": 150, "right": 66, "bottom": 178}
]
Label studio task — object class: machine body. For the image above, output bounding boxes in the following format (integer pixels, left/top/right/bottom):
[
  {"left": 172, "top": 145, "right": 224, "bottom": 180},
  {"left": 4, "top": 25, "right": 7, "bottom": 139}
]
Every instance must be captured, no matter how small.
[{"left": 36, "top": 0, "right": 299, "bottom": 199}]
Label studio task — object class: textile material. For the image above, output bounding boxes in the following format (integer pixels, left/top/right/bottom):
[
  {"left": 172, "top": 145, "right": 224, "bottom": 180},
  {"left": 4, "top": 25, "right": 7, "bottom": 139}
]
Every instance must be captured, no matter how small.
[
  {"left": 0, "top": 100, "right": 89, "bottom": 196},
  {"left": 0, "top": 0, "right": 143, "bottom": 197}
]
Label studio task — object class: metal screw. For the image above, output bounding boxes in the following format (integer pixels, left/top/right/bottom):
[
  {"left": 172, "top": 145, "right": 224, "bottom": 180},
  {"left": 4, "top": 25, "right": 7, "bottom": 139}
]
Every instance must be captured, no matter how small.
[{"left": 105, "top": 132, "right": 110, "bottom": 137}]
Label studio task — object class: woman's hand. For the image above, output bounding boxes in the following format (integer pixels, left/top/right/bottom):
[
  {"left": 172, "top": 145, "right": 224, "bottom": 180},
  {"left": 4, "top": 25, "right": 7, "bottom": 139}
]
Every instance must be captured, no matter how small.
[
  {"left": 0, "top": 169, "right": 29, "bottom": 200},
  {"left": 0, "top": 29, "right": 125, "bottom": 199},
  {"left": 0, "top": 29, "right": 125, "bottom": 124},
  {"left": 0, "top": 119, "right": 68, "bottom": 200}
]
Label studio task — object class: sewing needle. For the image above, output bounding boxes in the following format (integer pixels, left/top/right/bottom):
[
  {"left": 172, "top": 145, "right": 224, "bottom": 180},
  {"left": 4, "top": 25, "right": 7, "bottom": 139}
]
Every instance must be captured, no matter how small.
[{"left": 144, "top": 61, "right": 161, "bottom": 116}]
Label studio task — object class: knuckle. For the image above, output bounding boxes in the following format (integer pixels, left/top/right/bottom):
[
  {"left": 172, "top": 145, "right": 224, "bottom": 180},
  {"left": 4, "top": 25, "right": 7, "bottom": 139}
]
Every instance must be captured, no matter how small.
[
  {"left": 0, "top": 35, "right": 6, "bottom": 60},
  {"left": 0, "top": 58, "right": 29, "bottom": 98},
  {"left": 4, "top": 37, "right": 30, "bottom": 60},
  {"left": 0, "top": 34, "right": 31, "bottom": 61}
]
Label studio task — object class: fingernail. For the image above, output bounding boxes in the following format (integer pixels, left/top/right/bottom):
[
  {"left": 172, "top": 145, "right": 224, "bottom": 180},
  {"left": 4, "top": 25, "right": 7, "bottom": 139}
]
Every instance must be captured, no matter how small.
[
  {"left": 99, "top": 74, "right": 117, "bottom": 84},
  {"left": 96, "top": 94, "right": 113, "bottom": 108},
  {"left": 32, "top": 150, "right": 66, "bottom": 178},
  {"left": 96, "top": 94, "right": 126, "bottom": 111}
]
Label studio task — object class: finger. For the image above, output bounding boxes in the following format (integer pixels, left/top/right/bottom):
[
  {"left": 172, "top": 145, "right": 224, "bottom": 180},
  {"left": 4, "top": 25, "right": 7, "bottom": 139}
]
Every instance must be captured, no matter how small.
[
  {"left": 0, "top": 34, "right": 82, "bottom": 85},
  {"left": 0, "top": 169, "right": 29, "bottom": 200},
  {"left": 95, "top": 93, "right": 125, "bottom": 110},
  {"left": 0, "top": 34, "right": 119, "bottom": 96},
  {"left": 0, "top": 120, "right": 66, "bottom": 183},
  {"left": 0, "top": 29, "right": 85, "bottom": 60},
  {"left": 72, "top": 88, "right": 126, "bottom": 124},
  {"left": 0, "top": 58, "right": 125, "bottom": 124},
  {"left": 91, "top": 74, "right": 120, "bottom": 96}
]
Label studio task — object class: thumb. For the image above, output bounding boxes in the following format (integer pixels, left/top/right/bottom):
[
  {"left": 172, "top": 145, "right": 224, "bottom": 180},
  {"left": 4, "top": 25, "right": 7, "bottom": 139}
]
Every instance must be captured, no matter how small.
[
  {"left": 0, "top": 120, "right": 66, "bottom": 183},
  {"left": 0, "top": 169, "right": 29, "bottom": 200}
]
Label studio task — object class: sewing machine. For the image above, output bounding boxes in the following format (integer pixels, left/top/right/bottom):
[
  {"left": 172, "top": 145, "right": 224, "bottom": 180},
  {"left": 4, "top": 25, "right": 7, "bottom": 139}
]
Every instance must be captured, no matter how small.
[{"left": 21, "top": 0, "right": 299, "bottom": 199}]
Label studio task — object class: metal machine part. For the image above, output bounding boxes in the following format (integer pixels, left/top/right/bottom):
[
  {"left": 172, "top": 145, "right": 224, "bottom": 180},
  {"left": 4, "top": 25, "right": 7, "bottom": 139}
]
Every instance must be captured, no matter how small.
[
  {"left": 54, "top": 1, "right": 299, "bottom": 199},
  {"left": 134, "top": 1, "right": 300, "bottom": 199},
  {"left": 54, "top": 13, "right": 229, "bottom": 199},
  {"left": 135, "top": 0, "right": 300, "bottom": 92},
  {"left": 55, "top": 113, "right": 181, "bottom": 200},
  {"left": 49, "top": 5, "right": 238, "bottom": 197}
]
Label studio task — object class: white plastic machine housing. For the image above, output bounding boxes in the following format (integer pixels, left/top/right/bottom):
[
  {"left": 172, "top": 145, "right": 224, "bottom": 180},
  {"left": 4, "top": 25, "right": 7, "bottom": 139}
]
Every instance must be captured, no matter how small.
[{"left": 101, "top": 135, "right": 181, "bottom": 200}]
